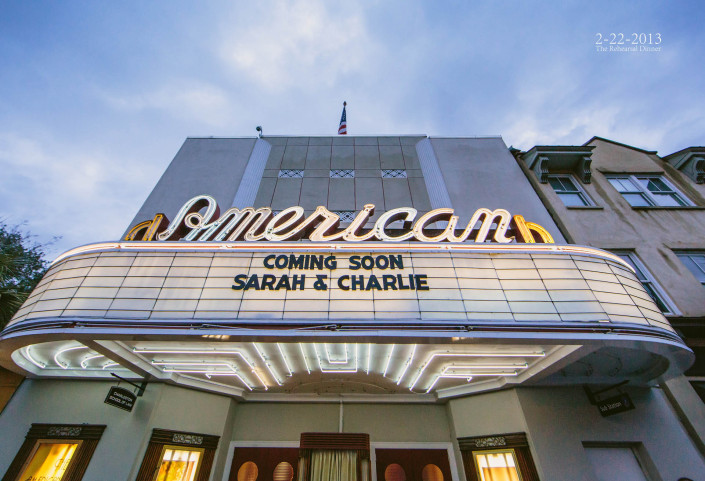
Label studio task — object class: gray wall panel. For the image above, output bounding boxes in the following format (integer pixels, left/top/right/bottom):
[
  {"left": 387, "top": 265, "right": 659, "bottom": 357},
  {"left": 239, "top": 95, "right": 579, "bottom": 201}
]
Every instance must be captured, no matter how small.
[
  {"left": 382, "top": 179, "right": 413, "bottom": 209},
  {"left": 328, "top": 179, "right": 355, "bottom": 210},
  {"left": 378, "top": 136, "right": 401, "bottom": 146},
  {"left": 402, "top": 144, "right": 421, "bottom": 169},
  {"left": 355, "top": 145, "right": 381, "bottom": 169},
  {"left": 271, "top": 178, "right": 302, "bottom": 209},
  {"left": 408, "top": 177, "right": 433, "bottom": 212},
  {"left": 309, "top": 137, "right": 333, "bottom": 146},
  {"left": 281, "top": 145, "right": 307, "bottom": 169},
  {"left": 300, "top": 177, "right": 329, "bottom": 210},
  {"left": 430, "top": 137, "right": 565, "bottom": 243},
  {"left": 331, "top": 145, "right": 355, "bottom": 169},
  {"left": 356, "top": 177, "right": 384, "bottom": 210},
  {"left": 305, "top": 145, "right": 332, "bottom": 169},
  {"left": 265, "top": 145, "right": 285, "bottom": 170},
  {"left": 126, "top": 138, "right": 257, "bottom": 238},
  {"left": 380, "top": 145, "right": 405, "bottom": 169},
  {"left": 254, "top": 177, "right": 276, "bottom": 207}
]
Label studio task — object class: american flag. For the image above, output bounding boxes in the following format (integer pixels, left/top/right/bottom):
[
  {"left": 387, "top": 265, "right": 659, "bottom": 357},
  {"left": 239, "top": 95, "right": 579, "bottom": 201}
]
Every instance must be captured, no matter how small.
[{"left": 338, "top": 101, "right": 347, "bottom": 135}]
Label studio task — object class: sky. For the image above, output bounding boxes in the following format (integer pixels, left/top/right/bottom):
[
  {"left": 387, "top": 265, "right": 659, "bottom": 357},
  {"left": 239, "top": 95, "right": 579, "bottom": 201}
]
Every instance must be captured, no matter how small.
[{"left": 0, "top": 0, "right": 703, "bottom": 259}]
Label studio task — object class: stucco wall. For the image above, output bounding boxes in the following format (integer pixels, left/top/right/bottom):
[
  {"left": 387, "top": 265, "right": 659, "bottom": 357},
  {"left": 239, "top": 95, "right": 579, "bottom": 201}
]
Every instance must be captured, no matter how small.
[
  {"left": 523, "top": 138, "right": 705, "bottom": 318},
  {"left": 431, "top": 137, "right": 565, "bottom": 243},
  {"left": 3, "top": 381, "right": 703, "bottom": 481},
  {"left": 126, "top": 137, "right": 258, "bottom": 237},
  {"left": 0, "top": 379, "right": 234, "bottom": 481},
  {"left": 447, "top": 389, "right": 527, "bottom": 438},
  {"left": 516, "top": 385, "right": 705, "bottom": 481}
]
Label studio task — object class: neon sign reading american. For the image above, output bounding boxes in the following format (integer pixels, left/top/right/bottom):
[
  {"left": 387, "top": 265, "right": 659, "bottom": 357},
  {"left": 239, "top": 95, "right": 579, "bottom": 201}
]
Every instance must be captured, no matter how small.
[{"left": 125, "top": 194, "right": 554, "bottom": 244}]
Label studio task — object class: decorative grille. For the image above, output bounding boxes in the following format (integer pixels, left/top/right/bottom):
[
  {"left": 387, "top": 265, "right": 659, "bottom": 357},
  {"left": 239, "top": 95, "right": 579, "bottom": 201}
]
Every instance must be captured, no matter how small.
[
  {"left": 172, "top": 433, "right": 204, "bottom": 445},
  {"left": 334, "top": 211, "right": 356, "bottom": 222},
  {"left": 381, "top": 169, "right": 407, "bottom": 178},
  {"left": 330, "top": 169, "right": 354, "bottom": 178},
  {"left": 278, "top": 169, "right": 304, "bottom": 178}
]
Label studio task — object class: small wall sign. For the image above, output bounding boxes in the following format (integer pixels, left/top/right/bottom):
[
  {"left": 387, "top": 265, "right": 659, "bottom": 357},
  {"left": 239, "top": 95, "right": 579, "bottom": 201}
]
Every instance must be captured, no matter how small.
[
  {"left": 104, "top": 386, "right": 137, "bottom": 412},
  {"left": 597, "top": 393, "right": 635, "bottom": 417}
]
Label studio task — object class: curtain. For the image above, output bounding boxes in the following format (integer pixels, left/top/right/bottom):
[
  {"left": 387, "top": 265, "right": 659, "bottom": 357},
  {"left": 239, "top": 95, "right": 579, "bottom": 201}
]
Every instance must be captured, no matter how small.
[{"left": 310, "top": 450, "right": 358, "bottom": 481}]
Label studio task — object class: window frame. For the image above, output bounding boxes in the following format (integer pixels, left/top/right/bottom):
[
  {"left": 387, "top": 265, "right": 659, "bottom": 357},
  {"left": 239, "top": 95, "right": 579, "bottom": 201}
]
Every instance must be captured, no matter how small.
[
  {"left": 606, "top": 174, "right": 692, "bottom": 207},
  {"left": 2, "top": 424, "right": 105, "bottom": 481},
  {"left": 547, "top": 174, "right": 595, "bottom": 207},
  {"left": 15, "top": 439, "right": 83, "bottom": 481},
  {"left": 675, "top": 252, "right": 705, "bottom": 286},
  {"left": 135, "top": 429, "right": 220, "bottom": 481},
  {"left": 458, "top": 432, "right": 539, "bottom": 481},
  {"left": 612, "top": 251, "right": 678, "bottom": 315}
]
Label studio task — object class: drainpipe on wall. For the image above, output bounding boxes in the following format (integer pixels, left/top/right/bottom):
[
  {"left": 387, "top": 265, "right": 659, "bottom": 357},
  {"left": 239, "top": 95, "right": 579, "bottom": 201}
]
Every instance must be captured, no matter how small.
[{"left": 339, "top": 399, "right": 344, "bottom": 433}]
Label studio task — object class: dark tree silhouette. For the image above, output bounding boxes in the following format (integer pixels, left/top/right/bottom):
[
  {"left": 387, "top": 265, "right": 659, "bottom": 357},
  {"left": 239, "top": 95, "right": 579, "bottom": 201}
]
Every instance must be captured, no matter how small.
[{"left": 0, "top": 223, "right": 51, "bottom": 329}]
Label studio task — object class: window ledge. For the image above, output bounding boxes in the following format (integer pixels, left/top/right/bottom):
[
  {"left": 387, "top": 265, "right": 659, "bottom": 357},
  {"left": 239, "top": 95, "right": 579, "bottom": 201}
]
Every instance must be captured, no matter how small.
[
  {"left": 632, "top": 206, "right": 705, "bottom": 210},
  {"left": 566, "top": 206, "right": 604, "bottom": 210}
]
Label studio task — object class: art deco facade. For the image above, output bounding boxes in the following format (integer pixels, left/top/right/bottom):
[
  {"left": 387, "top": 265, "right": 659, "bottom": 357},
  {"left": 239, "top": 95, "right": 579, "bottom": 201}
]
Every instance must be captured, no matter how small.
[{"left": 0, "top": 135, "right": 703, "bottom": 481}]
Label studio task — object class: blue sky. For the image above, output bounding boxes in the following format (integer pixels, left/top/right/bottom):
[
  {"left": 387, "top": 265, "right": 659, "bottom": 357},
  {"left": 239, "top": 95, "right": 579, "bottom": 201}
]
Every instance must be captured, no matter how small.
[{"left": 1, "top": 0, "right": 703, "bottom": 258}]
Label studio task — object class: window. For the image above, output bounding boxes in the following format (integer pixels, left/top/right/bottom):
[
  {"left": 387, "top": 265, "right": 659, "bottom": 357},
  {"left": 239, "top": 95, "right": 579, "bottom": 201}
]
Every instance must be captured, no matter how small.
[
  {"left": 135, "top": 429, "right": 220, "bottom": 481},
  {"left": 459, "top": 433, "right": 539, "bottom": 481},
  {"left": 278, "top": 169, "right": 304, "bottom": 178},
  {"left": 614, "top": 252, "right": 676, "bottom": 314},
  {"left": 382, "top": 169, "right": 407, "bottom": 178},
  {"left": 154, "top": 446, "right": 204, "bottom": 481},
  {"left": 607, "top": 175, "right": 691, "bottom": 207},
  {"left": 3, "top": 424, "right": 105, "bottom": 481},
  {"left": 676, "top": 253, "right": 705, "bottom": 286},
  {"left": 548, "top": 175, "right": 594, "bottom": 206},
  {"left": 17, "top": 441, "right": 80, "bottom": 481},
  {"left": 473, "top": 450, "right": 521, "bottom": 481},
  {"left": 330, "top": 169, "right": 354, "bottom": 178}
]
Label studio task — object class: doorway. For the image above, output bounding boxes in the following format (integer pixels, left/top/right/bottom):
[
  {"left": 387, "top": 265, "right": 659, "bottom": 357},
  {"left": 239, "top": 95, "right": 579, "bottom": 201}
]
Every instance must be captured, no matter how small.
[
  {"left": 229, "top": 447, "right": 299, "bottom": 481},
  {"left": 374, "top": 448, "right": 452, "bottom": 481}
]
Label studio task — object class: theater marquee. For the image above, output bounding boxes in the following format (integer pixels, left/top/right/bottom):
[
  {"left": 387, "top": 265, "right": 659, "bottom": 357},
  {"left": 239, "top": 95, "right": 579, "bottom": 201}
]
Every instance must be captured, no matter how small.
[{"left": 1, "top": 239, "right": 692, "bottom": 400}]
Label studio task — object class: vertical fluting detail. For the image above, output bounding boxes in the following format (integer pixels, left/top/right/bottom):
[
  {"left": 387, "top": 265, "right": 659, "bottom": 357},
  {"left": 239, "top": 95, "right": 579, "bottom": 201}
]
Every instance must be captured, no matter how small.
[{"left": 232, "top": 138, "right": 272, "bottom": 208}]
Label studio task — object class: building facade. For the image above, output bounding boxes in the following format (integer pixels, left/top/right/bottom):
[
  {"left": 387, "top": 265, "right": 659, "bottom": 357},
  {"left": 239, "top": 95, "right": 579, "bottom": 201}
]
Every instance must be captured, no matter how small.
[
  {"left": 0, "top": 135, "right": 703, "bottom": 481},
  {"left": 517, "top": 136, "right": 705, "bottom": 457}
]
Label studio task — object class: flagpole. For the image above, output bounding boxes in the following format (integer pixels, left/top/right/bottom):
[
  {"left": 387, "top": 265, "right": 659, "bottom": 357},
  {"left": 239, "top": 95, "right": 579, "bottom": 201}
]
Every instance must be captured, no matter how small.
[{"left": 338, "top": 101, "right": 348, "bottom": 135}]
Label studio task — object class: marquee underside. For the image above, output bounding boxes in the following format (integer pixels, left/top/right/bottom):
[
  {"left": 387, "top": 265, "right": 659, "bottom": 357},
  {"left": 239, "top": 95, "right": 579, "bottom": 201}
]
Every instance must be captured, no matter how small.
[{"left": 0, "top": 242, "right": 693, "bottom": 401}]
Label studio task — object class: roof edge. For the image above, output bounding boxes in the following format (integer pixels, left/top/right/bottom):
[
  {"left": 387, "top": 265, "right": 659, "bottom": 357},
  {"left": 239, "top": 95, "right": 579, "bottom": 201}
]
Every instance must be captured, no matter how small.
[{"left": 583, "top": 136, "right": 658, "bottom": 155}]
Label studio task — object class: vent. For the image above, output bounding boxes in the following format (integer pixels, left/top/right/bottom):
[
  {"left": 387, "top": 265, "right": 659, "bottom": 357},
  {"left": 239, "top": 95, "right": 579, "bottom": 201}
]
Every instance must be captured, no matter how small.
[
  {"left": 334, "top": 211, "right": 356, "bottom": 222},
  {"left": 382, "top": 169, "right": 407, "bottom": 178},
  {"left": 278, "top": 169, "right": 304, "bottom": 178},
  {"left": 300, "top": 432, "right": 370, "bottom": 451},
  {"left": 330, "top": 169, "right": 355, "bottom": 178}
]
